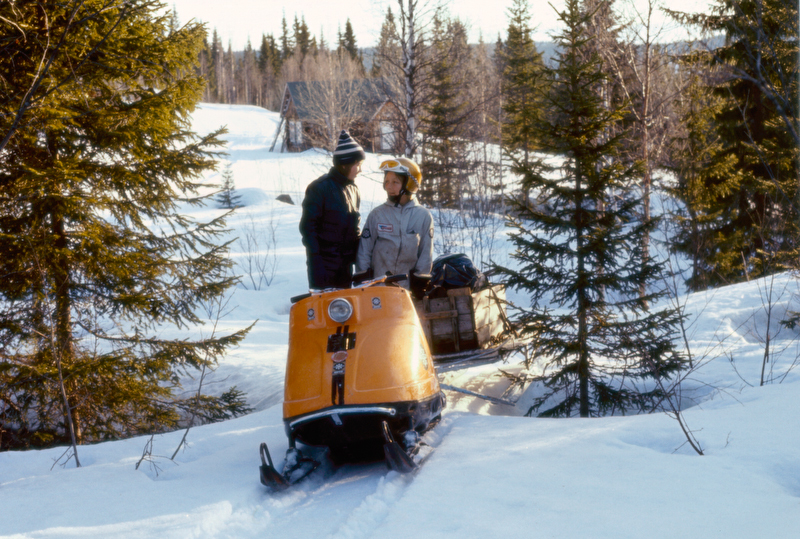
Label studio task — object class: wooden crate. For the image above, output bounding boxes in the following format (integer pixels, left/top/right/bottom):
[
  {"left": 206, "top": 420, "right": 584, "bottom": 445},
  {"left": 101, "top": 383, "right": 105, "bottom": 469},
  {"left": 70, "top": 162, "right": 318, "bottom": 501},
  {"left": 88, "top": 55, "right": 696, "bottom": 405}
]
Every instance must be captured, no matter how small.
[{"left": 415, "top": 284, "right": 506, "bottom": 354}]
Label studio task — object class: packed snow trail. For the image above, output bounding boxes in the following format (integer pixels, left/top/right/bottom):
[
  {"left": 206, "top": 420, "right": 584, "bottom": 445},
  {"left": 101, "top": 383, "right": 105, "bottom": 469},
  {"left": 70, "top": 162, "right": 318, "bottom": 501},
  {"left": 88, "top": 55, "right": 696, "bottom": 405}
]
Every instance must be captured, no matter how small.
[{"left": 252, "top": 415, "right": 455, "bottom": 539}]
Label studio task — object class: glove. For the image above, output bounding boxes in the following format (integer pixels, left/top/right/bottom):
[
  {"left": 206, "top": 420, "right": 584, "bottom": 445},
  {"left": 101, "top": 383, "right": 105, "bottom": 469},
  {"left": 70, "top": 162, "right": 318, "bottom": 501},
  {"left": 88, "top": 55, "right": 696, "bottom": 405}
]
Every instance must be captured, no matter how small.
[
  {"left": 409, "top": 269, "right": 432, "bottom": 300},
  {"left": 352, "top": 267, "right": 374, "bottom": 286}
]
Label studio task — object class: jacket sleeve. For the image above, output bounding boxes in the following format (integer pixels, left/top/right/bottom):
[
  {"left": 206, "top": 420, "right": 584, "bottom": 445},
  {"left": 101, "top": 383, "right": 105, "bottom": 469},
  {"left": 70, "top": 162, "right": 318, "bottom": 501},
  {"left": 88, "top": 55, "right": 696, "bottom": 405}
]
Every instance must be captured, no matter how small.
[
  {"left": 299, "top": 182, "right": 323, "bottom": 255},
  {"left": 355, "top": 209, "right": 376, "bottom": 273},
  {"left": 414, "top": 209, "right": 434, "bottom": 274}
]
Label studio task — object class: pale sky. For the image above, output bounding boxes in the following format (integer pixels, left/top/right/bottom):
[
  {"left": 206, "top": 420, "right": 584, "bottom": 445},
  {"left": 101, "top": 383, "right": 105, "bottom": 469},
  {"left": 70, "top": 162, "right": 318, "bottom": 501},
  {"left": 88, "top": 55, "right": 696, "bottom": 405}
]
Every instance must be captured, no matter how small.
[{"left": 166, "top": 0, "right": 712, "bottom": 51}]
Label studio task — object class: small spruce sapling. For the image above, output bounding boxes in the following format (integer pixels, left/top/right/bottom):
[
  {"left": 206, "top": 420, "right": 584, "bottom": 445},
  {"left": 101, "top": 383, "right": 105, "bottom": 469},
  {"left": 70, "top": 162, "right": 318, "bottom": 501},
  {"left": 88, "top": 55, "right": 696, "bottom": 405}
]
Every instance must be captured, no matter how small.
[{"left": 217, "top": 162, "right": 242, "bottom": 209}]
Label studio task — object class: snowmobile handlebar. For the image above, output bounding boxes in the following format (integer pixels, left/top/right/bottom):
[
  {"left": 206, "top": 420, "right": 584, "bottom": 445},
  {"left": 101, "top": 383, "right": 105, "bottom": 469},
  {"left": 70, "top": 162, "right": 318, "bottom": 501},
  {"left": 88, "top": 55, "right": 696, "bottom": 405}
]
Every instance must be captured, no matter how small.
[{"left": 290, "top": 274, "right": 410, "bottom": 304}]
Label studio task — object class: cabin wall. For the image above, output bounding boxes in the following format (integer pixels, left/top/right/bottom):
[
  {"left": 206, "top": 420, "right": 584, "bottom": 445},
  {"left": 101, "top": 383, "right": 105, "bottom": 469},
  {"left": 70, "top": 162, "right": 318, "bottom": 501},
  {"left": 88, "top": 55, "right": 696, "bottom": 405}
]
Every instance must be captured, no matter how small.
[
  {"left": 281, "top": 92, "right": 402, "bottom": 155},
  {"left": 369, "top": 102, "right": 404, "bottom": 155}
]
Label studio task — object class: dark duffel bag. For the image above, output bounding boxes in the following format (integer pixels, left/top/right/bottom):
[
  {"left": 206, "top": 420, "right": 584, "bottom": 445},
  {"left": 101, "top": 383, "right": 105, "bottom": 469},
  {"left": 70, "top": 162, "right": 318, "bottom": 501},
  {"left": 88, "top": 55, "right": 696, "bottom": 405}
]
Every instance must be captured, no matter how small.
[{"left": 430, "top": 253, "right": 483, "bottom": 290}]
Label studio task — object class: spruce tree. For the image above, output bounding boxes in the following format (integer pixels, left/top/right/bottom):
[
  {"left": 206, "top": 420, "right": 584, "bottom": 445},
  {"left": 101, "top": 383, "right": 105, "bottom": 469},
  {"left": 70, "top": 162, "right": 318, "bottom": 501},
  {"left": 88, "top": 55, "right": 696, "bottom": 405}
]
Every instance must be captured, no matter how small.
[
  {"left": 167, "top": 5, "right": 180, "bottom": 34},
  {"left": 240, "top": 39, "right": 259, "bottom": 105},
  {"left": 217, "top": 163, "right": 242, "bottom": 209},
  {"left": 371, "top": 8, "right": 399, "bottom": 78},
  {"left": 500, "top": 0, "right": 548, "bottom": 170},
  {"left": 197, "top": 35, "right": 212, "bottom": 102},
  {"left": 670, "top": 0, "right": 800, "bottom": 284},
  {"left": 665, "top": 70, "right": 741, "bottom": 291},
  {"left": 0, "top": 0, "right": 250, "bottom": 448},
  {"left": 257, "top": 33, "right": 281, "bottom": 109},
  {"left": 421, "top": 17, "right": 473, "bottom": 208},
  {"left": 494, "top": 34, "right": 507, "bottom": 76},
  {"left": 495, "top": 0, "right": 684, "bottom": 418},
  {"left": 280, "top": 14, "right": 294, "bottom": 61},
  {"left": 208, "top": 28, "right": 222, "bottom": 102},
  {"left": 293, "top": 16, "right": 312, "bottom": 59},
  {"left": 259, "top": 34, "right": 282, "bottom": 81},
  {"left": 338, "top": 19, "right": 363, "bottom": 72},
  {"left": 224, "top": 42, "right": 235, "bottom": 103}
]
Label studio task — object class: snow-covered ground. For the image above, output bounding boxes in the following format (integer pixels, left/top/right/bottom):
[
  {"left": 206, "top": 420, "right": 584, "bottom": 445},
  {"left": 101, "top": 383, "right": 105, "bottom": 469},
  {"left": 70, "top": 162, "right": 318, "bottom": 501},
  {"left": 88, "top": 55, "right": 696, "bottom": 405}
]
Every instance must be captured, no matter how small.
[{"left": 1, "top": 103, "right": 798, "bottom": 539}]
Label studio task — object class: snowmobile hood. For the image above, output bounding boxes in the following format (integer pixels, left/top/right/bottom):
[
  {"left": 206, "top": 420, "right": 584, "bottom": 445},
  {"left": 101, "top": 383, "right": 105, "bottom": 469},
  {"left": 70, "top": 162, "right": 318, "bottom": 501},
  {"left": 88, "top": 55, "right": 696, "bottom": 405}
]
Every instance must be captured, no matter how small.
[{"left": 283, "top": 285, "right": 440, "bottom": 420}]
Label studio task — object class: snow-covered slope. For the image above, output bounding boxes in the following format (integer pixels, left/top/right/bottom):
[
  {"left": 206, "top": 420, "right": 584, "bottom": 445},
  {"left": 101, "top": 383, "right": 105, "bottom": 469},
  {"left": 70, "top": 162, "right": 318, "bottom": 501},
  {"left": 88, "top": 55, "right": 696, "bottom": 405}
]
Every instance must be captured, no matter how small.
[{"left": 1, "top": 104, "right": 798, "bottom": 539}]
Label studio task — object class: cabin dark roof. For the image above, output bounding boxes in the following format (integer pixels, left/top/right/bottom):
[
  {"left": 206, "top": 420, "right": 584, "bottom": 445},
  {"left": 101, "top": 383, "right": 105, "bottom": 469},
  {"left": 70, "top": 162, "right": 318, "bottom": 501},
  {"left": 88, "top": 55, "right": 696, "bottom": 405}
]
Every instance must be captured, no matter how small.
[{"left": 283, "top": 79, "right": 395, "bottom": 122}]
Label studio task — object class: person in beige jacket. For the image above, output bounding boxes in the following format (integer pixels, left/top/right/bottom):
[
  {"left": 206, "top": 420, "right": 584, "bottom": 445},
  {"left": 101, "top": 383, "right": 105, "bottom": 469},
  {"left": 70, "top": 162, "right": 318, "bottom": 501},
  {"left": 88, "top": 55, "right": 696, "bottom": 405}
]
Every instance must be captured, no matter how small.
[{"left": 356, "top": 157, "right": 433, "bottom": 290}]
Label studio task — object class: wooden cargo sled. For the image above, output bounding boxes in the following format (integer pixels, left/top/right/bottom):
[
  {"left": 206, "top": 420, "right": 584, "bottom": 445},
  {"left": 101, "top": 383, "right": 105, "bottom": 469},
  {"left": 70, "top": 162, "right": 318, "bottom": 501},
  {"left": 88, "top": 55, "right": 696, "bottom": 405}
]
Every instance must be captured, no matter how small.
[{"left": 414, "top": 283, "right": 513, "bottom": 373}]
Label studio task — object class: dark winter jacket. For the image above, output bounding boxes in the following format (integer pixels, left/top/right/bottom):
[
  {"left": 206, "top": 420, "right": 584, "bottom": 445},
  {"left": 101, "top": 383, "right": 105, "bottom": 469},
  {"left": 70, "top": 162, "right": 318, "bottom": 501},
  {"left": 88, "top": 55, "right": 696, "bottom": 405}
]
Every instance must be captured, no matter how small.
[{"left": 299, "top": 167, "right": 361, "bottom": 289}]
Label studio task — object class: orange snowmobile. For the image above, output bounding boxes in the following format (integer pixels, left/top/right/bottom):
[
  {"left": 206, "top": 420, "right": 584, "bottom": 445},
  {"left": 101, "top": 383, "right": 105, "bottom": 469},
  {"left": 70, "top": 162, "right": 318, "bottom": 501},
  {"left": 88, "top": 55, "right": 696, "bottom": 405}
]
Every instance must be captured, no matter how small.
[{"left": 259, "top": 274, "right": 446, "bottom": 490}]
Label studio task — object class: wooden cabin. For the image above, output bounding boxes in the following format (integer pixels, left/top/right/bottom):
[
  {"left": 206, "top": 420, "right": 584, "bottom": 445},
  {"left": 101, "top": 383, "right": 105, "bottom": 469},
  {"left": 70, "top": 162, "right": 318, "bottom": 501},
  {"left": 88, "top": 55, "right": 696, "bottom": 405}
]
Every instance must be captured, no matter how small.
[{"left": 274, "top": 79, "right": 403, "bottom": 155}]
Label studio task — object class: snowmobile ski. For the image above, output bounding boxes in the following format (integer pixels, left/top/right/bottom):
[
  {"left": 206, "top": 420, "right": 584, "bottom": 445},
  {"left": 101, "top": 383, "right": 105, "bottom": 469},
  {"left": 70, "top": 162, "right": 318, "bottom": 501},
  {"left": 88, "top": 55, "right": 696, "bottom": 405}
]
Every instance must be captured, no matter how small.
[
  {"left": 381, "top": 421, "right": 434, "bottom": 474},
  {"left": 259, "top": 442, "right": 320, "bottom": 491}
]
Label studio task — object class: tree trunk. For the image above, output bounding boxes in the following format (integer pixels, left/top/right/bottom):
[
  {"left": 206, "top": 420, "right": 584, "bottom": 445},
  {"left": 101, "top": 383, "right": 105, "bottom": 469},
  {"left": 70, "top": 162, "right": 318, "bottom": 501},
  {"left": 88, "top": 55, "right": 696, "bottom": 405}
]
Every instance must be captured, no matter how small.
[
  {"left": 52, "top": 211, "right": 82, "bottom": 448},
  {"left": 639, "top": 28, "right": 652, "bottom": 307},
  {"left": 401, "top": 0, "right": 417, "bottom": 157},
  {"left": 576, "top": 171, "right": 590, "bottom": 418}
]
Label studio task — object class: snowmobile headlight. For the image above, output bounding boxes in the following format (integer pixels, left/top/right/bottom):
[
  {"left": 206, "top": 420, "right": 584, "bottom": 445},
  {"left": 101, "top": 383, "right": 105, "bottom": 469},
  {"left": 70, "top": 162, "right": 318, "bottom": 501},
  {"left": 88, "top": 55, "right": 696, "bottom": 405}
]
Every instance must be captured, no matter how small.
[{"left": 328, "top": 298, "right": 353, "bottom": 323}]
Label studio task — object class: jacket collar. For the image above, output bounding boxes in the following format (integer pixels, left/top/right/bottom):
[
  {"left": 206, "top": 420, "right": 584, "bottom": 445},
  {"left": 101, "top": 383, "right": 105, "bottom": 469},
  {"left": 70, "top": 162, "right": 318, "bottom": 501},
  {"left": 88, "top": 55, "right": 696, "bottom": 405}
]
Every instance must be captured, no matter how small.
[
  {"left": 329, "top": 166, "right": 354, "bottom": 186},
  {"left": 383, "top": 198, "right": 417, "bottom": 209}
]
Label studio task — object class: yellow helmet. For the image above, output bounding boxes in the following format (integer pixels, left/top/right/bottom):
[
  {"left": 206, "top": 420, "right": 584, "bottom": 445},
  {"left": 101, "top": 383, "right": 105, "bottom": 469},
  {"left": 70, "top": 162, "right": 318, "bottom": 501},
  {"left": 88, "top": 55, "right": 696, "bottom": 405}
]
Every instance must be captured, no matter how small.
[{"left": 379, "top": 157, "right": 422, "bottom": 193}]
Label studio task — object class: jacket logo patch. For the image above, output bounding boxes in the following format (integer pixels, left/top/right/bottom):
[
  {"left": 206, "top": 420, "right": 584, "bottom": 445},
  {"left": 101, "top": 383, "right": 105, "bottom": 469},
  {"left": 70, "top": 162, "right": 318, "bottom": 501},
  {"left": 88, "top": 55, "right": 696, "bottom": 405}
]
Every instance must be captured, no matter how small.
[
  {"left": 362, "top": 228, "right": 371, "bottom": 239},
  {"left": 377, "top": 223, "right": 393, "bottom": 233}
]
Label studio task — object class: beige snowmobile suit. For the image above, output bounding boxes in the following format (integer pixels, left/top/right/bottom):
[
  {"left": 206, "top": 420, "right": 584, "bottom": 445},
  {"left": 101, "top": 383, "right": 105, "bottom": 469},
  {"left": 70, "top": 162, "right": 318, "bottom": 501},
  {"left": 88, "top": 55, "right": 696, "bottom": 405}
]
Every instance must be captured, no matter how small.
[{"left": 356, "top": 199, "right": 434, "bottom": 287}]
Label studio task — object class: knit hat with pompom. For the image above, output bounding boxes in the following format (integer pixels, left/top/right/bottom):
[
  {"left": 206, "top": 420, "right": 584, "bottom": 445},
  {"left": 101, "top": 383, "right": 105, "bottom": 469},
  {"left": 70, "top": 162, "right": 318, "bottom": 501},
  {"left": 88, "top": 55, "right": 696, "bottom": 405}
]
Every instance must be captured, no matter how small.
[{"left": 332, "top": 130, "right": 366, "bottom": 165}]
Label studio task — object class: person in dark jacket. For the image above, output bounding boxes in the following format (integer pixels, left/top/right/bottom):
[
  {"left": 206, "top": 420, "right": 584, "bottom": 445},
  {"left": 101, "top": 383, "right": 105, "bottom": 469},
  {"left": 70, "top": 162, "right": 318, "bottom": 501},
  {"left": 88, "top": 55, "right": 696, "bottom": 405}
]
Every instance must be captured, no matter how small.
[{"left": 299, "top": 130, "right": 365, "bottom": 289}]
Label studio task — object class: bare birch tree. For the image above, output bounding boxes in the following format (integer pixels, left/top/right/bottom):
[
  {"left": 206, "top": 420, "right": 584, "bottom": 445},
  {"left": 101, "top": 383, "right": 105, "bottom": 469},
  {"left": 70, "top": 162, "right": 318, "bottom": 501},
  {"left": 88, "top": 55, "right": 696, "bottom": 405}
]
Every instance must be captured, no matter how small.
[
  {"left": 374, "top": 0, "right": 444, "bottom": 157},
  {"left": 612, "top": 0, "right": 681, "bottom": 303}
]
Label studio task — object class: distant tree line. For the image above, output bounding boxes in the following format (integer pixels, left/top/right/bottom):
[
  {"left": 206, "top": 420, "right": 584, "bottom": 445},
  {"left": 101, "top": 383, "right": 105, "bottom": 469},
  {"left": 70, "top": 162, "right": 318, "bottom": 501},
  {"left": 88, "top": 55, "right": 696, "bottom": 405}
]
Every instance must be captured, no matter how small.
[{"left": 196, "top": 13, "right": 365, "bottom": 110}]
